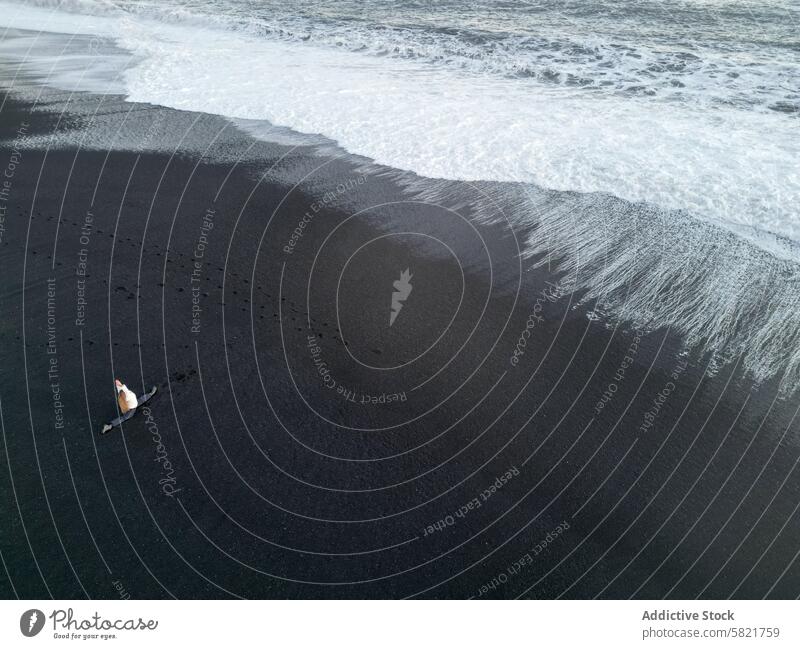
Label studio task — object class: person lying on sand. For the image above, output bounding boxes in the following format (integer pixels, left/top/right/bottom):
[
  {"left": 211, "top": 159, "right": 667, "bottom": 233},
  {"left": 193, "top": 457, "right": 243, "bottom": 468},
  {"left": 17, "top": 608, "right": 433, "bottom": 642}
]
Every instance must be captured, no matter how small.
[{"left": 115, "top": 378, "right": 139, "bottom": 414}]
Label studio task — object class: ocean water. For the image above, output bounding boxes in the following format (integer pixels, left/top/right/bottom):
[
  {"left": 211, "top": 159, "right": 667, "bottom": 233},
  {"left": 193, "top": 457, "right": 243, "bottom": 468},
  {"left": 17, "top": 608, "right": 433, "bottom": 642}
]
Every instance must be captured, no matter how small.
[{"left": 1, "top": 0, "right": 800, "bottom": 388}]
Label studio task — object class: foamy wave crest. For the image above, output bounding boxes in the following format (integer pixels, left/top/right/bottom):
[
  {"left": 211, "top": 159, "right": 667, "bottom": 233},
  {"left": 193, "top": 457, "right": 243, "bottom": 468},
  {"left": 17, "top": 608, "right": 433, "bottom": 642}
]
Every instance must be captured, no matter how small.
[{"left": 2, "top": 0, "right": 797, "bottom": 251}]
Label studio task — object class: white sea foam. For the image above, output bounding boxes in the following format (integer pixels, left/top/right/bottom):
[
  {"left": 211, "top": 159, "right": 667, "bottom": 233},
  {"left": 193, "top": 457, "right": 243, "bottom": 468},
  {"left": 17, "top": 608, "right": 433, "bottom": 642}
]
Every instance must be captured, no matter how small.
[
  {"left": 1, "top": 1, "right": 798, "bottom": 255},
  {"left": 0, "top": 2, "right": 798, "bottom": 253}
]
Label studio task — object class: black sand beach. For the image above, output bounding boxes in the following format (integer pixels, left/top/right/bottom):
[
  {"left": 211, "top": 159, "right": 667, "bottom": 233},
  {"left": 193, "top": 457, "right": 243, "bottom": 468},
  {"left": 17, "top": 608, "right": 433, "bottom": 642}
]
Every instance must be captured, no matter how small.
[{"left": 1, "top": 85, "right": 799, "bottom": 600}]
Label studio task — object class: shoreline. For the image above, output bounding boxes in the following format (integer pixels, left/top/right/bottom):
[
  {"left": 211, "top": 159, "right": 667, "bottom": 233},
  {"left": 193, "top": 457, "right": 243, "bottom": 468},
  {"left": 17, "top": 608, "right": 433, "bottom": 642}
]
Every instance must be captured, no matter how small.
[{"left": 0, "top": 85, "right": 799, "bottom": 599}]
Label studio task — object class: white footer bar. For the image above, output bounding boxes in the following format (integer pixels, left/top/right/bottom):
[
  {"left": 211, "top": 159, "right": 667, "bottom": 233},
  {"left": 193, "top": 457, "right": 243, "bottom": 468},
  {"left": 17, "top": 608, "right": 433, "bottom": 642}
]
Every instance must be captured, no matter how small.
[{"left": 0, "top": 600, "right": 796, "bottom": 648}]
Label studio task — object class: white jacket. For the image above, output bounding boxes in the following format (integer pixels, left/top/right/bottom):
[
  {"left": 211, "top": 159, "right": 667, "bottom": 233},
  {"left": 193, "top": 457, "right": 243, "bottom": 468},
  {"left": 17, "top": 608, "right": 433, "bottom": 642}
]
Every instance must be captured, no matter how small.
[{"left": 116, "top": 383, "right": 138, "bottom": 413}]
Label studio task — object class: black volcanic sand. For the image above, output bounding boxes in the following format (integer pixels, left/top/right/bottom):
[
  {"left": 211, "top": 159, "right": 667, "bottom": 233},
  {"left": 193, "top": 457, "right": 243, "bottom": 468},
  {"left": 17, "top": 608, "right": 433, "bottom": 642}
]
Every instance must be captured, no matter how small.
[{"left": 1, "top": 89, "right": 799, "bottom": 600}]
